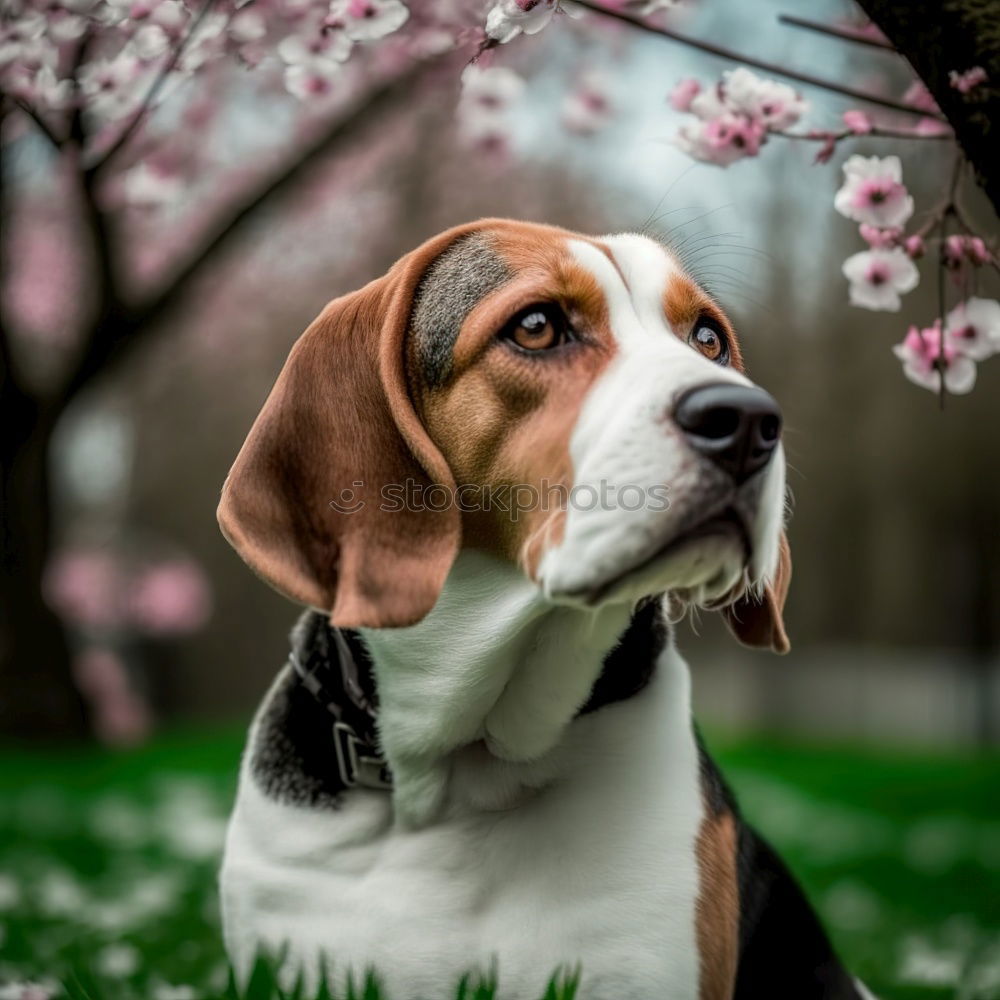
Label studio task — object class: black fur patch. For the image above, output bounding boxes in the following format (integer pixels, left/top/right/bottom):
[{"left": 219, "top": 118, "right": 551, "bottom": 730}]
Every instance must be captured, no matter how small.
[
  {"left": 249, "top": 612, "right": 378, "bottom": 808},
  {"left": 409, "top": 233, "right": 512, "bottom": 387}
]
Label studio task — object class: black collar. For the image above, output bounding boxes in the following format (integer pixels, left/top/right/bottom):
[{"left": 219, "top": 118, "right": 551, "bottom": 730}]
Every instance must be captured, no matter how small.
[{"left": 288, "top": 596, "right": 666, "bottom": 792}]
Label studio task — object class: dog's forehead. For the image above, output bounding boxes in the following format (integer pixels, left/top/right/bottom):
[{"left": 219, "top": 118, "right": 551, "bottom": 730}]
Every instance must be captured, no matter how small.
[{"left": 408, "top": 224, "right": 705, "bottom": 385}]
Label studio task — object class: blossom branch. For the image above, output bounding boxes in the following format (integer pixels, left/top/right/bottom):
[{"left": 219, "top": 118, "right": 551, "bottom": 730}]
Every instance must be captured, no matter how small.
[
  {"left": 86, "top": 0, "right": 217, "bottom": 175},
  {"left": 776, "top": 14, "right": 894, "bottom": 51},
  {"left": 9, "top": 98, "right": 64, "bottom": 149},
  {"left": 570, "top": 0, "right": 942, "bottom": 118},
  {"left": 57, "top": 52, "right": 447, "bottom": 406}
]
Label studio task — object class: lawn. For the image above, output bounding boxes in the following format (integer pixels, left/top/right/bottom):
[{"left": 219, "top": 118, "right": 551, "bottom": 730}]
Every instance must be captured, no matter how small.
[{"left": 0, "top": 727, "right": 997, "bottom": 999}]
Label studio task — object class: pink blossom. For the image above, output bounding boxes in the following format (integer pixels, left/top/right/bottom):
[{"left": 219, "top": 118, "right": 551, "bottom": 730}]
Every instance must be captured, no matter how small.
[
  {"left": 842, "top": 247, "right": 919, "bottom": 311},
  {"left": 460, "top": 64, "right": 525, "bottom": 112},
  {"left": 944, "top": 298, "right": 1000, "bottom": 361},
  {"left": 669, "top": 78, "right": 700, "bottom": 112},
  {"left": 902, "top": 80, "right": 940, "bottom": 114},
  {"left": 912, "top": 116, "right": 952, "bottom": 137},
  {"left": 943, "top": 233, "right": 967, "bottom": 269},
  {"left": 457, "top": 64, "right": 524, "bottom": 151},
  {"left": 284, "top": 57, "right": 342, "bottom": 99},
  {"left": 128, "top": 559, "right": 212, "bottom": 635},
  {"left": 79, "top": 53, "right": 144, "bottom": 120},
  {"left": 121, "top": 162, "right": 183, "bottom": 209},
  {"left": 561, "top": 71, "right": 614, "bottom": 135},
  {"left": 720, "top": 67, "right": 808, "bottom": 130},
  {"left": 73, "top": 647, "right": 152, "bottom": 747},
  {"left": 278, "top": 26, "right": 352, "bottom": 66},
  {"left": 130, "top": 23, "right": 171, "bottom": 61},
  {"left": 677, "top": 113, "right": 765, "bottom": 166},
  {"left": 949, "top": 66, "right": 987, "bottom": 94},
  {"left": 893, "top": 322, "right": 977, "bottom": 394},
  {"left": 834, "top": 155, "right": 914, "bottom": 228},
  {"left": 44, "top": 549, "right": 126, "bottom": 631},
  {"left": 329, "top": 0, "right": 410, "bottom": 42},
  {"left": 965, "top": 237, "right": 992, "bottom": 266},
  {"left": 229, "top": 10, "right": 267, "bottom": 44},
  {"left": 859, "top": 224, "right": 900, "bottom": 249},
  {"left": 842, "top": 109, "right": 873, "bottom": 134},
  {"left": 903, "top": 234, "right": 925, "bottom": 259}
]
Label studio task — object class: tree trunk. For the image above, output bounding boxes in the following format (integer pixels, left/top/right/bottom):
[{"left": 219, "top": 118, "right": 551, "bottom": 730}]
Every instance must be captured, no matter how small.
[
  {"left": 0, "top": 377, "right": 89, "bottom": 741},
  {"left": 856, "top": 0, "right": 1000, "bottom": 215}
]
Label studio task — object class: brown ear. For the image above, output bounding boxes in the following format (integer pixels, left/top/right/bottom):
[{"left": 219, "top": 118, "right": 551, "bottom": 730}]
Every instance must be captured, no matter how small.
[
  {"left": 722, "top": 533, "right": 792, "bottom": 654},
  {"left": 218, "top": 232, "right": 474, "bottom": 628}
]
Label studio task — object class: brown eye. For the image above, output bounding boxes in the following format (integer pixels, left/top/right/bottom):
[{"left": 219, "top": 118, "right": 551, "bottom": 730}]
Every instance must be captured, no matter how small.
[
  {"left": 689, "top": 321, "right": 729, "bottom": 364},
  {"left": 502, "top": 305, "right": 571, "bottom": 353}
]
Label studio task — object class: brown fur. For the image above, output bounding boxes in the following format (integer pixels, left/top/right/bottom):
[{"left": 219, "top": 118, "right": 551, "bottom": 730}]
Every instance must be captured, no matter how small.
[{"left": 695, "top": 810, "right": 740, "bottom": 999}]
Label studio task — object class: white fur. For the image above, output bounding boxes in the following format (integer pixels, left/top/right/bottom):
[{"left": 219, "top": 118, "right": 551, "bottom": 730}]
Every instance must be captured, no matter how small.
[
  {"left": 538, "top": 234, "right": 785, "bottom": 605},
  {"left": 221, "top": 555, "right": 704, "bottom": 999}
]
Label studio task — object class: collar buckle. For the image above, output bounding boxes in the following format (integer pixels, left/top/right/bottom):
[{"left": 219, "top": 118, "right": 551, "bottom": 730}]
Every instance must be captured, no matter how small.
[{"left": 333, "top": 720, "right": 393, "bottom": 790}]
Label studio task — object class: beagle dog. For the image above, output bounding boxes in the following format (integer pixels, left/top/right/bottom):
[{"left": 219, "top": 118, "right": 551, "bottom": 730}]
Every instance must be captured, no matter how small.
[{"left": 218, "top": 219, "right": 873, "bottom": 999}]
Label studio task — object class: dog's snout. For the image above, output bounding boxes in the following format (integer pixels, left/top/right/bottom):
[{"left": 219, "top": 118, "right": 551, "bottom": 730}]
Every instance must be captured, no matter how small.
[{"left": 674, "top": 383, "right": 782, "bottom": 484}]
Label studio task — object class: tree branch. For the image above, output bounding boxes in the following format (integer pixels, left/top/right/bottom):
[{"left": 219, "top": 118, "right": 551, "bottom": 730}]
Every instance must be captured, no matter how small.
[
  {"left": 776, "top": 14, "right": 895, "bottom": 50},
  {"left": 572, "top": 0, "right": 942, "bottom": 118},
  {"left": 57, "top": 53, "right": 448, "bottom": 405},
  {"left": 9, "top": 98, "right": 64, "bottom": 148},
  {"left": 855, "top": 0, "right": 1000, "bottom": 216},
  {"left": 86, "top": 0, "right": 217, "bottom": 176}
]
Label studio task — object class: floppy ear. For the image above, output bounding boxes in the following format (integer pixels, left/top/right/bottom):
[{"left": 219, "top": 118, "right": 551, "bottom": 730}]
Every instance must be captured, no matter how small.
[
  {"left": 722, "top": 533, "right": 792, "bottom": 654},
  {"left": 218, "top": 235, "right": 470, "bottom": 629}
]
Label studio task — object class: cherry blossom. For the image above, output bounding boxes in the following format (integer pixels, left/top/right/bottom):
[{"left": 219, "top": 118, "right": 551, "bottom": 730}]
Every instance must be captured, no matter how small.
[
  {"left": 329, "top": 0, "right": 411, "bottom": 42},
  {"left": 669, "top": 77, "right": 700, "bottom": 112},
  {"left": 130, "top": 23, "right": 172, "bottom": 61},
  {"left": 284, "top": 56, "right": 343, "bottom": 100},
  {"left": 842, "top": 109, "right": 873, "bottom": 134},
  {"left": 673, "top": 67, "right": 807, "bottom": 165},
  {"left": 720, "top": 67, "right": 808, "bottom": 130},
  {"left": 121, "top": 162, "right": 184, "bottom": 209},
  {"left": 79, "top": 53, "right": 145, "bottom": 121},
  {"left": 128, "top": 559, "right": 212, "bottom": 635},
  {"left": 903, "top": 234, "right": 925, "bottom": 259},
  {"left": 456, "top": 64, "right": 526, "bottom": 152},
  {"left": 949, "top": 66, "right": 988, "bottom": 94},
  {"left": 859, "top": 224, "right": 901, "bottom": 249},
  {"left": 834, "top": 155, "right": 914, "bottom": 229},
  {"left": 677, "top": 112, "right": 765, "bottom": 166},
  {"left": 893, "top": 323, "right": 977, "bottom": 395},
  {"left": 944, "top": 298, "right": 1000, "bottom": 361},
  {"left": 278, "top": 26, "right": 353, "bottom": 68},
  {"left": 842, "top": 247, "right": 919, "bottom": 311},
  {"left": 561, "top": 70, "right": 614, "bottom": 135},
  {"left": 485, "top": 0, "right": 579, "bottom": 45}
]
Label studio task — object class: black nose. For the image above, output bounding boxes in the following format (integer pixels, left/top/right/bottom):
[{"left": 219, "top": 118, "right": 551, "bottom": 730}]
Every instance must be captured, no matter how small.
[{"left": 674, "top": 383, "right": 782, "bottom": 484}]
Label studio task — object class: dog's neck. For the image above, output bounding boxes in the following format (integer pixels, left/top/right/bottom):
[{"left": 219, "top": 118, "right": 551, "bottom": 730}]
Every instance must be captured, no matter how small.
[{"left": 358, "top": 551, "right": 663, "bottom": 827}]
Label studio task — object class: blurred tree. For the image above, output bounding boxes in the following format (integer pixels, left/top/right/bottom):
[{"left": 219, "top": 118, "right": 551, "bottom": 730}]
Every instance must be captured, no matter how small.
[
  {"left": 2, "top": 0, "right": 998, "bottom": 739},
  {"left": 1, "top": 0, "right": 475, "bottom": 737}
]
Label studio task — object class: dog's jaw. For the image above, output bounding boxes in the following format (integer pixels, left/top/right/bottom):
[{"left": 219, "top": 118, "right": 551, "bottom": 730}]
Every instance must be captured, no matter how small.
[{"left": 360, "top": 550, "right": 633, "bottom": 827}]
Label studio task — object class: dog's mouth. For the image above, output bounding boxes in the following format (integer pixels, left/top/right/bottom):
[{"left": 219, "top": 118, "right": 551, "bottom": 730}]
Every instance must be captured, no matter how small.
[{"left": 553, "top": 506, "right": 752, "bottom": 609}]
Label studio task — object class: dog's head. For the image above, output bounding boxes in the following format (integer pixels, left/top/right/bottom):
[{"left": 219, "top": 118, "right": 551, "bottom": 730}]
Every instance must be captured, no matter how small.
[{"left": 219, "top": 219, "right": 790, "bottom": 652}]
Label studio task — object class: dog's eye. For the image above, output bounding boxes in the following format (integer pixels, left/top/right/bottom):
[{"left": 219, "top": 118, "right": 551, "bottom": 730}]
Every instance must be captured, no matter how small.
[
  {"left": 689, "top": 320, "right": 730, "bottom": 365},
  {"left": 502, "top": 304, "right": 571, "bottom": 353}
]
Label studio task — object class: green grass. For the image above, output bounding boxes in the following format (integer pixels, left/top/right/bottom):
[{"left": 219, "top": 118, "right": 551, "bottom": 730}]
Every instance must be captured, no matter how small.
[{"left": 0, "top": 727, "right": 997, "bottom": 999}]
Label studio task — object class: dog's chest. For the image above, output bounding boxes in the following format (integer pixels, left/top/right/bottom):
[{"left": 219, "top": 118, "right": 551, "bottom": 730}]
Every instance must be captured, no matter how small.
[{"left": 221, "top": 663, "right": 705, "bottom": 1000}]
